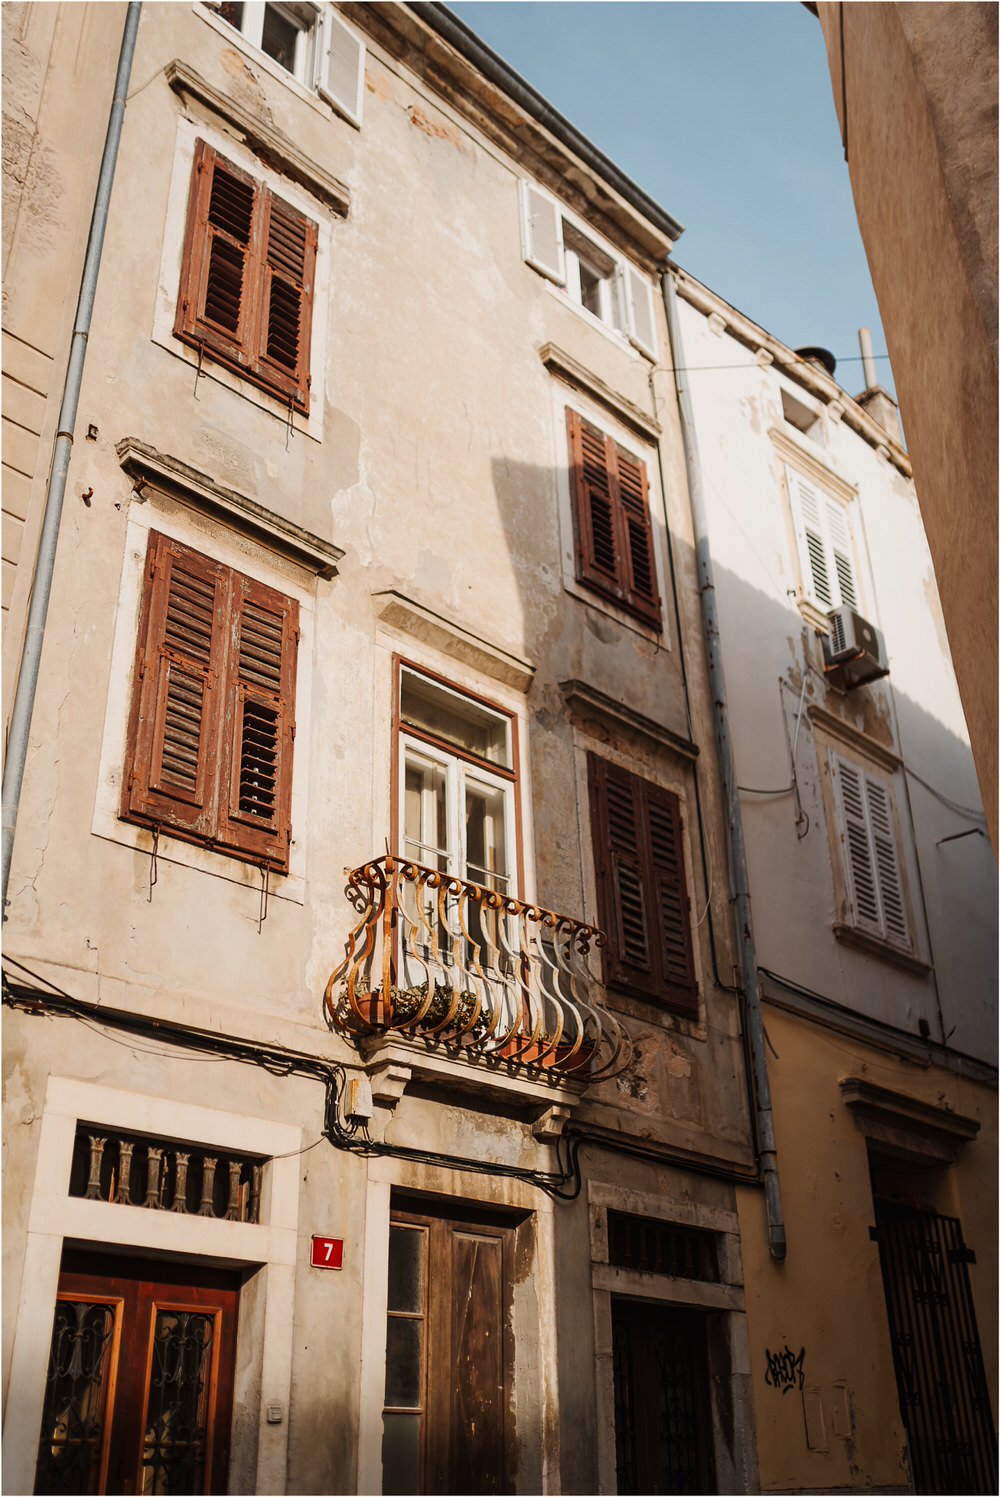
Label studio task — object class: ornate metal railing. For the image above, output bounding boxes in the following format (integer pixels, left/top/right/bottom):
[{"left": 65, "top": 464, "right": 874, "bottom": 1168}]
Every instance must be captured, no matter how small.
[{"left": 325, "top": 855, "right": 632, "bottom": 1081}]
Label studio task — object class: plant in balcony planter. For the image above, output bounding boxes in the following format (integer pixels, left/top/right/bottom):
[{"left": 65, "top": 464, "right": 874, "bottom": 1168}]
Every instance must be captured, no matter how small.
[{"left": 391, "top": 980, "right": 483, "bottom": 1035}]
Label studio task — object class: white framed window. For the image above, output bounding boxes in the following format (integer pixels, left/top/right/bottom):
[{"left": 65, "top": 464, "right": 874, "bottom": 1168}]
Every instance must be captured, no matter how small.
[
  {"left": 519, "top": 180, "right": 658, "bottom": 357},
  {"left": 829, "top": 753, "right": 911, "bottom": 949},
  {"left": 785, "top": 464, "right": 860, "bottom": 613},
  {"left": 200, "top": 2, "right": 365, "bottom": 124},
  {"left": 399, "top": 665, "right": 516, "bottom": 900},
  {"left": 398, "top": 665, "right": 519, "bottom": 984}
]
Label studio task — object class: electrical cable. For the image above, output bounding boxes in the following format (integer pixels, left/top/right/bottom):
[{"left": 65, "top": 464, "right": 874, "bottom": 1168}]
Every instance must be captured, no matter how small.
[
  {"left": 3, "top": 960, "right": 765, "bottom": 1204},
  {"left": 663, "top": 352, "right": 891, "bottom": 376}
]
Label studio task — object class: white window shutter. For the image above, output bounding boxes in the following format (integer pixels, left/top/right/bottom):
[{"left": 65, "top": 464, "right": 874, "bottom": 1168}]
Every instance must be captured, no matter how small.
[
  {"left": 520, "top": 181, "right": 565, "bottom": 285},
  {"left": 317, "top": 8, "right": 365, "bottom": 126},
  {"left": 865, "top": 777, "right": 909, "bottom": 945},
  {"left": 624, "top": 265, "right": 657, "bottom": 358},
  {"left": 833, "top": 756, "right": 883, "bottom": 935},
  {"left": 824, "top": 496, "right": 859, "bottom": 611},
  {"left": 787, "top": 467, "right": 833, "bottom": 609},
  {"left": 832, "top": 754, "right": 910, "bottom": 947}
]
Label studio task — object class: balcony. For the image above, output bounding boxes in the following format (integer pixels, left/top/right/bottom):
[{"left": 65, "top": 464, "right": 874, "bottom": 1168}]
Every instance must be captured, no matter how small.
[{"left": 325, "top": 855, "right": 632, "bottom": 1084}]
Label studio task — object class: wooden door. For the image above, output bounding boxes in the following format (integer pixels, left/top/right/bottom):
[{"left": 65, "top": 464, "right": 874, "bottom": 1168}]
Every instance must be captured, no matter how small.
[
  {"left": 34, "top": 1253, "right": 239, "bottom": 1496},
  {"left": 383, "top": 1204, "right": 514, "bottom": 1496}
]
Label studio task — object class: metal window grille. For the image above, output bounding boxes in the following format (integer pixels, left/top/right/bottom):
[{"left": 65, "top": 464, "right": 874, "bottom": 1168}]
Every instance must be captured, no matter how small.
[
  {"left": 607, "top": 1211, "right": 719, "bottom": 1282},
  {"left": 874, "top": 1202, "right": 998, "bottom": 1495}
]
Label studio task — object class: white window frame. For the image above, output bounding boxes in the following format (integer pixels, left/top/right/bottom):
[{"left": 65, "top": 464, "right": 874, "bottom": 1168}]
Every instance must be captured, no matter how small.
[
  {"left": 196, "top": 2, "right": 365, "bottom": 125},
  {"left": 519, "top": 179, "right": 658, "bottom": 358},
  {"left": 399, "top": 734, "right": 518, "bottom": 900},
  {"left": 829, "top": 751, "right": 912, "bottom": 950},
  {"left": 785, "top": 464, "right": 861, "bottom": 615}
]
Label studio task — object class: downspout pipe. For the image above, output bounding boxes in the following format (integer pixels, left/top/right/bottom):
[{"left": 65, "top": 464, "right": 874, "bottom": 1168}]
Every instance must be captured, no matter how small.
[
  {"left": 1, "top": 2, "right": 142, "bottom": 911},
  {"left": 661, "top": 268, "right": 787, "bottom": 1261}
]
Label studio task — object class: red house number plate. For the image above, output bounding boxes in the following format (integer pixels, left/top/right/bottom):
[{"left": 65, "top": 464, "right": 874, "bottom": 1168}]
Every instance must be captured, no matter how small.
[{"left": 311, "top": 1236, "right": 344, "bottom": 1270}]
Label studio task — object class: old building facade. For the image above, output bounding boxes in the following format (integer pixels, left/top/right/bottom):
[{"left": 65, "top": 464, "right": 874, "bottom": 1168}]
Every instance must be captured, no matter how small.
[{"left": 2, "top": 4, "right": 995, "bottom": 1495}]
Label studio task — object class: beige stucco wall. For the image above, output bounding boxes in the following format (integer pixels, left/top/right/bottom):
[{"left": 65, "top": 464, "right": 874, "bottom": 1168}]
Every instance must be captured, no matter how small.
[
  {"left": 815, "top": 1, "right": 998, "bottom": 850},
  {"left": 738, "top": 1005, "right": 997, "bottom": 1494},
  {"left": 2, "top": 6, "right": 756, "bottom": 1492}
]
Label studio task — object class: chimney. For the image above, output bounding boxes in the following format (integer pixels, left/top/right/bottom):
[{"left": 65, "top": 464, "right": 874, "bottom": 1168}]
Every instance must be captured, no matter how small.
[{"left": 855, "top": 327, "right": 903, "bottom": 446}]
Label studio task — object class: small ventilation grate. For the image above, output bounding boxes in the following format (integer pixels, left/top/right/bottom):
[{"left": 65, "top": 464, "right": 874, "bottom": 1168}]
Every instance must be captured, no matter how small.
[{"left": 607, "top": 1210, "right": 719, "bottom": 1281}]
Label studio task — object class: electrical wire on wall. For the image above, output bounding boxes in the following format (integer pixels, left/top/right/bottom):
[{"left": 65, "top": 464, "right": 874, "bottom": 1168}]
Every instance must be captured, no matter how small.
[{"left": 3, "top": 956, "right": 765, "bottom": 1206}]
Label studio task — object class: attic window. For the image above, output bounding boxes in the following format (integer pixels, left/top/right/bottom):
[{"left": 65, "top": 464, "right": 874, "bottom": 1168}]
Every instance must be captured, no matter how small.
[{"left": 781, "top": 387, "right": 824, "bottom": 443}]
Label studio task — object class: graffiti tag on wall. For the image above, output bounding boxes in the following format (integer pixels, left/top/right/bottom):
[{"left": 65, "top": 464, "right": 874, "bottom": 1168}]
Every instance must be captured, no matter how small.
[{"left": 764, "top": 1344, "right": 806, "bottom": 1394}]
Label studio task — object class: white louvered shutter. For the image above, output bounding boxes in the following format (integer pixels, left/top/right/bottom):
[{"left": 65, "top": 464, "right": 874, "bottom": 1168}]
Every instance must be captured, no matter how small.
[
  {"left": 786, "top": 467, "right": 859, "bottom": 612},
  {"left": 623, "top": 264, "right": 657, "bottom": 358},
  {"left": 824, "top": 496, "right": 859, "bottom": 610},
  {"left": 520, "top": 181, "right": 565, "bottom": 284},
  {"left": 832, "top": 755, "right": 910, "bottom": 947},
  {"left": 865, "top": 776, "right": 909, "bottom": 944},
  {"left": 317, "top": 8, "right": 365, "bottom": 125}
]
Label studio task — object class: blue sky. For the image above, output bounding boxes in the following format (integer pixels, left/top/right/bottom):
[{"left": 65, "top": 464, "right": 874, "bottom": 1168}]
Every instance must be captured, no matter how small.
[{"left": 448, "top": 0, "right": 894, "bottom": 399}]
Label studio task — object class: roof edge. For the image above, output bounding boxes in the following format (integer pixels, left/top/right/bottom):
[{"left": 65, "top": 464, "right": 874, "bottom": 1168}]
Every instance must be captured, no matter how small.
[{"left": 408, "top": 2, "right": 685, "bottom": 244}]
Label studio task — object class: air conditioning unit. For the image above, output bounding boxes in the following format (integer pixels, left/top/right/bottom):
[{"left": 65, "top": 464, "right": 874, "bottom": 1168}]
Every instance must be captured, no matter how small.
[{"left": 823, "top": 606, "right": 889, "bottom": 688}]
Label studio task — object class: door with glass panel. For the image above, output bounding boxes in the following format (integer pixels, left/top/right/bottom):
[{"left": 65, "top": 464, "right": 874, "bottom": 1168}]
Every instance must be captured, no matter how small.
[
  {"left": 382, "top": 1204, "right": 514, "bottom": 1495},
  {"left": 398, "top": 666, "right": 518, "bottom": 992},
  {"left": 34, "top": 1252, "right": 238, "bottom": 1496}
]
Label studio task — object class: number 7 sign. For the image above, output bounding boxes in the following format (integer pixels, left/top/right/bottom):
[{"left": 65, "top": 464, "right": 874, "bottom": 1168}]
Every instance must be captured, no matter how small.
[{"left": 310, "top": 1236, "right": 344, "bottom": 1269}]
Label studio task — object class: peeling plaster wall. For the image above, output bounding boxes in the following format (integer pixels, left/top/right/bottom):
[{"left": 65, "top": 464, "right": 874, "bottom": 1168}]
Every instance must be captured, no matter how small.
[
  {"left": 737, "top": 1007, "right": 997, "bottom": 1493},
  {"left": 815, "top": 1, "right": 998, "bottom": 848},
  {"left": 2, "top": 7, "right": 753, "bottom": 1493},
  {"left": 675, "top": 288, "right": 998, "bottom": 1490},
  {"left": 676, "top": 292, "right": 996, "bottom": 1061}
]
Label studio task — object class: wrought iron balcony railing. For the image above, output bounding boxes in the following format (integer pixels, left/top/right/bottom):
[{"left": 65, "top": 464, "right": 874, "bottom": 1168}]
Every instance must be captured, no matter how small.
[{"left": 325, "top": 855, "right": 631, "bottom": 1081}]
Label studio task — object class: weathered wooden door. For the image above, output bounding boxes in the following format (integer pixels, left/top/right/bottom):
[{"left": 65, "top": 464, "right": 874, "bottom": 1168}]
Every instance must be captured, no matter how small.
[
  {"left": 383, "top": 1203, "right": 513, "bottom": 1495},
  {"left": 611, "top": 1299, "right": 716, "bottom": 1495},
  {"left": 34, "top": 1253, "right": 239, "bottom": 1496}
]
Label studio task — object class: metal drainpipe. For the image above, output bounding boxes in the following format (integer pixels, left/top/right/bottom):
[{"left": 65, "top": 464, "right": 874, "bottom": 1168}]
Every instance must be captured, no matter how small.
[
  {"left": 1, "top": 2, "right": 142, "bottom": 911},
  {"left": 661, "top": 267, "right": 787, "bottom": 1261}
]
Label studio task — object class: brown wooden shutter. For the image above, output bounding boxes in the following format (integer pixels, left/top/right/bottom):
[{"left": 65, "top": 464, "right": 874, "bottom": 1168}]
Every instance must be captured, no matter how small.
[
  {"left": 568, "top": 409, "right": 620, "bottom": 591},
  {"left": 175, "top": 140, "right": 259, "bottom": 367},
  {"left": 644, "top": 781, "right": 698, "bottom": 1011},
  {"left": 215, "top": 573, "right": 298, "bottom": 872},
  {"left": 254, "top": 190, "right": 317, "bottom": 409},
  {"left": 123, "top": 532, "right": 299, "bottom": 874},
  {"left": 567, "top": 409, "right": 661, "bottom": 630},
  {"left": 615, "top": 442, "right": 661, "bottom": 624},
  {"left": 123, "top": 532, "right": 226, "bottom": 840},
  {"left": 588, "top": 754, "right": 698, "bottom": 1014},
  {"left": 175, "top": 142, "right": 317, "bottom": 412}
]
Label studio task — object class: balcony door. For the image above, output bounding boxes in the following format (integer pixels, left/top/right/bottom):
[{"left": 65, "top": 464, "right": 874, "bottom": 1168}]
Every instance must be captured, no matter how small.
[{"left": 34, "top": 1252, "right": 239, "bottom": 1496}]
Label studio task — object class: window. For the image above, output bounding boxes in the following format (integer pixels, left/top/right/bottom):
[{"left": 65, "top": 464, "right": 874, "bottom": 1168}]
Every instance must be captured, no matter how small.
[
  {"left": 830, "top": 753, "right": 911, "bottom": 949},
  {"left": 202, "top": 2, "right": 365, "bottom": 122},
  {"left": 785, "top": 465, "right": 859, "bottom": 613},
  {"left": 383, "top": 1204, "right": 514, "bottom": 1495},
  {"left": 567, "top": 408, "right": 661, "bottom": 628},
  {"left": 588, "top": 754, "right": 697, "bottom": 1014},
  {"left": 780, "top": 386, "right": 824, "bottom": 444},
  {"left": 121, "top": 530, "right": 298, "bottom": 873},
  {"left": 398, "top": 666, "right": 517, "bottom": 899},
  {"left": 520, "top": 181, "right": 658, "bottom": 356},
  {"left": 175, "top": 139, "right": 318, "bottom": 410}
]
